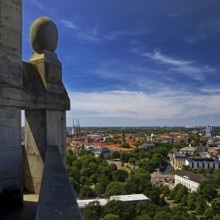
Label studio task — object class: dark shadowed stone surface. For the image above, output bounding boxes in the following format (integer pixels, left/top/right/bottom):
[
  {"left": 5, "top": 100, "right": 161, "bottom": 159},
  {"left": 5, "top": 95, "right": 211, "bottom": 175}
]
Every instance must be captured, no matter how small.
[
  {"left": 30, "top": 17, "right": 58, "bottom": 54},
  {"left": 35, "top": 146, "right": 82, "bottom": 220},
  {"left": 0, "top": 194, "right": 38, "bottom": 220}
]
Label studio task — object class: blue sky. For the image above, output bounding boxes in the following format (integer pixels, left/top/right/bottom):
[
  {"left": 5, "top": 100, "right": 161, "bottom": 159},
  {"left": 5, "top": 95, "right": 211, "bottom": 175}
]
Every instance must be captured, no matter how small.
[{"left": 23, "top": 0, "right": 220, "bottom": 127}]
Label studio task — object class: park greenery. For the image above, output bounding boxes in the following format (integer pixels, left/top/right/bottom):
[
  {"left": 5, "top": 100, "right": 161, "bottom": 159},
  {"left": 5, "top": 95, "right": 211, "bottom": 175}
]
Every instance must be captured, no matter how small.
[{"left": 66, "top": 140, "right": 220, "bottom": 220}]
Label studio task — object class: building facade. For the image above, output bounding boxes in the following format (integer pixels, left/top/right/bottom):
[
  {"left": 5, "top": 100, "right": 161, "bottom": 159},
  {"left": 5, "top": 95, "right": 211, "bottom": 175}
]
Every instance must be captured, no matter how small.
[
  {"left": 175, "top": 170, "right": 207, "bottom": 192},
  {"left": 168, "top": 148, "right": 186, "bottom": 170},
  {"left": 206, "top": 125, "right": 214, "bottom": 137},
  {"left": 185, "top": 157, "right": 220, "bottom": 169}
]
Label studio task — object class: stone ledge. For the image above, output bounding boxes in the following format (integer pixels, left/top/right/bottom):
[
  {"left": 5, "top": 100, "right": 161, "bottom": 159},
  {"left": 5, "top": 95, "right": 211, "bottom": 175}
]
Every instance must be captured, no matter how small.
[{"left": 35, "top": 146, "right": 82, "bottom": 220}]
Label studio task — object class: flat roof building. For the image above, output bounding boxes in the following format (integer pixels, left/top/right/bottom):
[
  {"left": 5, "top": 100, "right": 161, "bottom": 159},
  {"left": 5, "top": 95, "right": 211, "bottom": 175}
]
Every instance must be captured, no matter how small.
[{"left": 77, "top": 194, "right": 149, "bottom": 208}]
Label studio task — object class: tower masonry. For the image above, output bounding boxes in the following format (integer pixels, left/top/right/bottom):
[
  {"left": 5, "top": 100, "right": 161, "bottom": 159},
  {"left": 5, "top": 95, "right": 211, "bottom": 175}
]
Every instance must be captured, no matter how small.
[
  {"left": 0, "top": 0, "right": 23, "bottom": 208},
  {"left": 0, "top": 1, "right": 75, "bottom": 213},
  {"left": 23, "top": 17, "right": 70, "bottom": 194}
]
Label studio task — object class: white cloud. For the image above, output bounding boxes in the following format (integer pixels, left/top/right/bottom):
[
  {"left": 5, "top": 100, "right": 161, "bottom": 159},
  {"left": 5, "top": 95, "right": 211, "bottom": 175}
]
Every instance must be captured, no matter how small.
[
  {"left": 76, "top": 25, "right": 101, "bottom": 43},
  {"left": 143, "top": 50, "right": 215, "bottom": 80},
  {"left": 201, "top": 88, "right": 220, "bottom": 94},
  {"left": 61, "top": 19, "right": 78, "bottom": 29},
  {"left": 77, "top": 27, "right": 147, "bottom": 43},
  {"left": 67, "top": 89, "right": 220, "bottom": 126},
  {"left": 30, "top": 0, "right": 46, "bottom": 11},
  {"left": 104, "top": 29, "right": 148, "bottom": 41},
  {"left": 59, "top": 17, "right": 101, "bottom": 43},
  {"left": 77, "top": 32, "right": 101, "bottom": 43},
  {"left": 143, "top": 50, "right": 192, "bottom": 66},
  {"left": 88, "top": 59, "right": 166, "bottom": 91}
]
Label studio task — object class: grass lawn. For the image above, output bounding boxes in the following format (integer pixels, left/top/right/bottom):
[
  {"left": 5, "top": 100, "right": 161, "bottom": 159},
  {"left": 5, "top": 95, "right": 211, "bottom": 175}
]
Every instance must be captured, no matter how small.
[{"left": 107, "top": 160, "right": 131, "bottom": 173}]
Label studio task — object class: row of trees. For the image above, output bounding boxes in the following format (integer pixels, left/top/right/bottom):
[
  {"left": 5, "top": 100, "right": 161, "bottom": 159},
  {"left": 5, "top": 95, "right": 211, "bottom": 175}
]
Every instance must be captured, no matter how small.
[
  {"left": 107, "top": 143, "right": 172, "bottom": 172},
  {"left": 82, "top": 199, "right": 200, "bottom": 220},
  {"left": 83, "top": 182, "right": 220, "bottom": 220},
  {"left": 66, "top": 142, "right": 174, "bottom": 199},
  {"left": 159, "top": 179, "right": 220, "bottom": 219},
  {"left": 67, "top": 149, "right": 163, "bottom": 200}
]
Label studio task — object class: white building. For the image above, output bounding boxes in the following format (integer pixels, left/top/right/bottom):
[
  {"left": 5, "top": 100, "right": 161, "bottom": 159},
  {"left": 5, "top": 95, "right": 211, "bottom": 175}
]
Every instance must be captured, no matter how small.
[
  {"left": 185, "top": 157, "right": 220, "bottom": 169},
  {"left": 175, "top": 170, "right": 207, "bottom": 192},
  {"left": 77, "top": 194, "right": 149, "bottom": 208},
  {"left": 206, "top": 125, "right": 214, "bottom": 137}
]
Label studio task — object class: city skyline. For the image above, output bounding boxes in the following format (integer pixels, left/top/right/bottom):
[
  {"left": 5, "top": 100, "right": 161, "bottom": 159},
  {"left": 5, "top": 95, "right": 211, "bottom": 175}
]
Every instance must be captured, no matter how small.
[{"left": 23, "top": 0, "right": 220, "bottom": 127}]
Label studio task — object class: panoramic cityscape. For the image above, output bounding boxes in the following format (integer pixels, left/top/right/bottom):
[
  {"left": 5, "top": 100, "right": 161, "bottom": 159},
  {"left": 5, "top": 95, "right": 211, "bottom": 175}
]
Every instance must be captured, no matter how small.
[
  {"left": 65, "top": 125, "right": 220, "bottom": 219},
  {"left": 1, "top": 0, "right": 220, "bottom": 220}
]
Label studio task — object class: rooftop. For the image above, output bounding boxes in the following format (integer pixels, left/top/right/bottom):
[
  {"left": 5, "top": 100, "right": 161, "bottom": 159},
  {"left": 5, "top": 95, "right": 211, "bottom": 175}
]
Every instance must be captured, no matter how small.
[
  {"left": 77, "top": 194, "right": 149, "bottom": 208},
  {"left": 186, "top": 157, "right": 216, "bottom": 162},
  {"left": 175, "top": 170, "right": 207, "bottom": 183},
  {"left": 169, "top": 148, "right": 186, "bottom": 158}
]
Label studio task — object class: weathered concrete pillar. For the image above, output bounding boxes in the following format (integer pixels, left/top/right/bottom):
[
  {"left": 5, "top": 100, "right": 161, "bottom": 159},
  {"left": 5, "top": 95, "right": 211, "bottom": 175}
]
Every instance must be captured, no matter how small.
[
  {"left": 24, "top": 110, "right": 66, "bottom": 193},
  {"left": 46, "top": 110, "right": 66, "bottom": 162},
  {"left": 0, "top": 0, "right": 23, "bottom": 207},
  {"left": 24, "top": 110, "right": 46, "bottom": 194},
  {"left": 24, "top": 17, "right": 70, "bottom": 194}
]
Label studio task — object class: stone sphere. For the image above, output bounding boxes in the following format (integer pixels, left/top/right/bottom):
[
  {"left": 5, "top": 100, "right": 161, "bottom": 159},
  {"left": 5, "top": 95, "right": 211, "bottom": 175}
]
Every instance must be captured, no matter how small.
[{"left": 30, "top": 17, "right": 58, "bottom": 54}]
